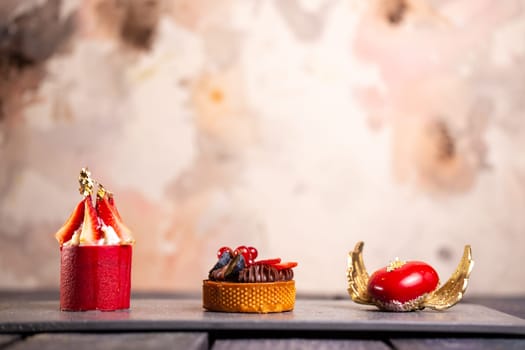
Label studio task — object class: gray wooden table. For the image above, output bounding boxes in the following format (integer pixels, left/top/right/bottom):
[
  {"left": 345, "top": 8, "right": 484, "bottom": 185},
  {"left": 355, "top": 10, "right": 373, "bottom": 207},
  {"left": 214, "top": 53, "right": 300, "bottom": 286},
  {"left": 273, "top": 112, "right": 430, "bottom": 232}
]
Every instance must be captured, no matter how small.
[{"left": 0, "top": 292, "right": 523, "bottom": 349}]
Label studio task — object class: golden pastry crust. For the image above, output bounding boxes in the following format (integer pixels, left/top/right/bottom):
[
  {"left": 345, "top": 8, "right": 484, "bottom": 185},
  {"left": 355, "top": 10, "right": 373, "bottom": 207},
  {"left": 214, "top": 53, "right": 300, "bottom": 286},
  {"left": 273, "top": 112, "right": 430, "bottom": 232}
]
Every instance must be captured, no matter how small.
[{"left": 202, "top": 280, "right": 296, "bottom": 313}]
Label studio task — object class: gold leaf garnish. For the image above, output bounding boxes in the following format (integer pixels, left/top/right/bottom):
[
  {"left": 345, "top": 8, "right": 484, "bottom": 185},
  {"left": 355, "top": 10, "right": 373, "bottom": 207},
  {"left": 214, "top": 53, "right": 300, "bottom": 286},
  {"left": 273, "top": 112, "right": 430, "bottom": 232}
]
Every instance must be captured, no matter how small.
[
  {"left": 97, "top": 183, "right": 107, "bottom": 199},
  {"left": 78, "top": 167, "right": 96, "bottom": 196},
  {"left": 387, "top": 257, "right": 406, "bottom": 272}
]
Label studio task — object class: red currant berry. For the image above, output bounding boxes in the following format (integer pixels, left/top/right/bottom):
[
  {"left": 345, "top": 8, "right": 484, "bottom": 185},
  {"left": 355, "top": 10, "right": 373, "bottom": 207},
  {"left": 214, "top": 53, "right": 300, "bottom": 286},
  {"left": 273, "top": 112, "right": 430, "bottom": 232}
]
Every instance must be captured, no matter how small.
[
  {"left": 235, "top": 245, "right": 247, "bottom": 255},
  {"left": 248, "top": 246, "right": 258, "bottom": 260},
  {"left": 234, "top": 245, "right": 252, "bottom": 262},
  {"left": 217, "top": 246, "right": 232, "bottom": 259}
]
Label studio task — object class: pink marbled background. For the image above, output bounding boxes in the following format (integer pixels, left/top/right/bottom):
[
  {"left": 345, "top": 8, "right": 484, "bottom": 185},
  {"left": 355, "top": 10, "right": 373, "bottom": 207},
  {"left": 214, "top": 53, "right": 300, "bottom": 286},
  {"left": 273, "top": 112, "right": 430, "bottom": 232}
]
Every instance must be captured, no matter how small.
[{"left": 1, "top": 0, "right": 524, "bottom": 295}]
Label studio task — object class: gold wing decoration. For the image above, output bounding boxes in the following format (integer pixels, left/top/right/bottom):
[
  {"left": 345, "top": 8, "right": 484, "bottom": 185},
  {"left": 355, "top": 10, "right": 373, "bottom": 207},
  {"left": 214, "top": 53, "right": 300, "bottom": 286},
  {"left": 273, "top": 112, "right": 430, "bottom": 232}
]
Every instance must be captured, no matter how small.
[
  {"left": 346, "top": 241, "right": 374, "bottom": 305},
  {"left": 423, "top": 245, "right": 474, "bottom": 310}
]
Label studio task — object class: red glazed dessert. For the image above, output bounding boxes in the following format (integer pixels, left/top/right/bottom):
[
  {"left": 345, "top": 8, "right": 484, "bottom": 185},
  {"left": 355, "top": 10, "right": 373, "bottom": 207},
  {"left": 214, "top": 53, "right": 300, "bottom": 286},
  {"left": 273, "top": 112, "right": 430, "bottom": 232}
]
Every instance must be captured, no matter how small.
[
  {"left": 367, "top": 260, "right": 440, "bottom": 311},
  {"left": 55, "top": 168, "right": 134, "bottom": 311},
  {"left": 347, "top": 241, "right": 474, "bottom": 312}
]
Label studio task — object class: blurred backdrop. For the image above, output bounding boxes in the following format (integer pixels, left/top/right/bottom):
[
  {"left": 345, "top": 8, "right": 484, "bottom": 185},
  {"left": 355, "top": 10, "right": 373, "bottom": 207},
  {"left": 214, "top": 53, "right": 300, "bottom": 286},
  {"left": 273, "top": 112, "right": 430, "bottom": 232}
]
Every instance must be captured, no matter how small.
[{"left": 1, "top": 0, "right": 524, "bottom": 295}]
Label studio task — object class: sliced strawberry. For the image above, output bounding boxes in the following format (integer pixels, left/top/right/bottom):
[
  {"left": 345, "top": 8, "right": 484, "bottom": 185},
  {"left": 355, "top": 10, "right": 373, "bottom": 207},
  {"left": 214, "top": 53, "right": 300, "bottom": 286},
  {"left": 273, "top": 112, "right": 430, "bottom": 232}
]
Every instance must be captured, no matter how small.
[
  {"left": 253, "top": 258, "right": 281, "bottom": 266},
  {"left": 79, "top": 197, "right": 102, "bottom": 244},
  {"left": 96, "top": 192, "right": 134, "bottom": 243},
  {"left": 273, "top": 262, "right": 298, "bottom": 270},
  {"left": 55, "top": 198, "right": 86, "bottom": 245},
  {"left": 107, "top": 193, "right": 122, "bottom": 221}
]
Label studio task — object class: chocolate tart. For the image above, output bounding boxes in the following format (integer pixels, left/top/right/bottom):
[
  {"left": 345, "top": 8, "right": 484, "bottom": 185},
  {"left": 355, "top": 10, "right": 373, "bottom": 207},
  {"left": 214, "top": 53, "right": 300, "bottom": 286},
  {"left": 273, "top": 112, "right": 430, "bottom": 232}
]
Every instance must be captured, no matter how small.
[{"left": 203, "top": 245, "right": 297, "bottom": 313}]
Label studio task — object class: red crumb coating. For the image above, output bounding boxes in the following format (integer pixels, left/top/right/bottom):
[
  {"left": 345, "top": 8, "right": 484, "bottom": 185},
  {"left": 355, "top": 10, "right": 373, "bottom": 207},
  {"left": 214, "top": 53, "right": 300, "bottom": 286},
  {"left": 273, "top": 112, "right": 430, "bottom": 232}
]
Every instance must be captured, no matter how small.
[{"left": 60, "top": 245, "right": 132, "bottom": 311}]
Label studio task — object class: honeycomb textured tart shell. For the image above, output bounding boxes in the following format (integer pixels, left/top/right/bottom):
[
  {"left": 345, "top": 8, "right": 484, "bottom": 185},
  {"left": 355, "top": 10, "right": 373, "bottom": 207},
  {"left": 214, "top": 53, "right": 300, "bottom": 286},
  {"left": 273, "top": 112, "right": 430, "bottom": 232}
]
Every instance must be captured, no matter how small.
[{"left": 202, "top": 280, "right": 296, "bottom": 313}]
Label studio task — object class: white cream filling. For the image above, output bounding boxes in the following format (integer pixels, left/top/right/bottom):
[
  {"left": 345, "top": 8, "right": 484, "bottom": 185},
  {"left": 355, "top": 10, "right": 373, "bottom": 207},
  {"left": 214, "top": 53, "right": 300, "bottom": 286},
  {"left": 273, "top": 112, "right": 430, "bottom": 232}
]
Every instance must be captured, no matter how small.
[
  {"left": 101, "top": 225, "right": 121, "bottom": 245},
  {"left": 62, "top": 225, "right": 125, "bottom": 246}
]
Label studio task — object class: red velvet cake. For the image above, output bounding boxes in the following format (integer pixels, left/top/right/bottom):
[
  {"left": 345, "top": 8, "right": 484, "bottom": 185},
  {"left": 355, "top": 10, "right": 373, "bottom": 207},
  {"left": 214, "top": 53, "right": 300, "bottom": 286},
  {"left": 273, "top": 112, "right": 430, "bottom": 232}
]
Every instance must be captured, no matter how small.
[{"left": 55, "top": 168, "right": 134, "bottom": 311}]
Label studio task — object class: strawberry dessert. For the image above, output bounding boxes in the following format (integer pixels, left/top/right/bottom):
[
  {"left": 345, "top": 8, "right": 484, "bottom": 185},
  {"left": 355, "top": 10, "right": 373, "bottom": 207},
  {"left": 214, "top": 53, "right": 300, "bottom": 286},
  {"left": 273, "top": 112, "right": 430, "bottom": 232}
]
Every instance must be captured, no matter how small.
[
  {"left": 203, "top": 246, "right": 297, "bottom": 313},
  {"left": 55, "top": 168, "right": 134, "bottom": 311}
]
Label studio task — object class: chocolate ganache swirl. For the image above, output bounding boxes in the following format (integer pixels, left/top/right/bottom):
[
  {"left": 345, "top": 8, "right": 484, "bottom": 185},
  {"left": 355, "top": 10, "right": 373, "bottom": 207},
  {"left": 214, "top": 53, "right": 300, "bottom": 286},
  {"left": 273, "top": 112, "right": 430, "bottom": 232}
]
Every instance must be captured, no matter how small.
[
  {"left": 238, "top": 264, "right": 293, "bottom": 283},
  {"left": 209, "top": 263, "right": 294, "bottom": 282},
  {"left": 208, "top": 248, "right": 295, "bottom": 283}
]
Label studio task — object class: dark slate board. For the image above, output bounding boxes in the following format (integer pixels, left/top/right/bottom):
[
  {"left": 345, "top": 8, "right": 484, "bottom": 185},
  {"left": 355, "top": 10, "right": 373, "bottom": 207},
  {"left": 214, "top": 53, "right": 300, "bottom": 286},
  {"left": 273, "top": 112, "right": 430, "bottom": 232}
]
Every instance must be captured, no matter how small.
[
  {"left": 213, "top": 339, "right": 391, "bottom": 350},
  {"left": 391, "top": 338, "right": 525, "bottom": 350},
  {"left": 0, "top": 334, "right": 20, "bottom": 346},
  {"left": 0, "top": 299, "right": 523, "bottom": 335},
  {"left": 6, "top": 333, "right": 208, "bottom": 350}
]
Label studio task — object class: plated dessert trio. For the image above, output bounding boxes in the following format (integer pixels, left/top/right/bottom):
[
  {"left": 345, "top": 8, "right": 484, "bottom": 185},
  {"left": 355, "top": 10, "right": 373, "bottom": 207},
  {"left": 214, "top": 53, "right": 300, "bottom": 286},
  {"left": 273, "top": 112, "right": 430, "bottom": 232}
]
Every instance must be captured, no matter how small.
[{"left": 53, "top": 168, "right": 473, "bottom": 313}]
